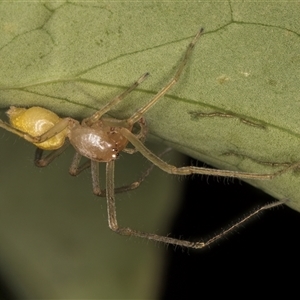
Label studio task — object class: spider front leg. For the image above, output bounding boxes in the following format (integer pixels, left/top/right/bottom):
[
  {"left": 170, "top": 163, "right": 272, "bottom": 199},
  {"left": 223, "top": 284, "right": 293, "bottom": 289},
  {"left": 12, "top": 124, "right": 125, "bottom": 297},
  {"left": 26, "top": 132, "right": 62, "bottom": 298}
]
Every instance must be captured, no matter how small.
[
  {"left": 127, "top": 28, "right": 204, "bottom": 125},
  {"left": 105, "top": 160, "right": 285, "bottom": 249},
  {"left": 84, "top": 72, "right": 150, "bottom": 127},
  {"left": 120, "top": 128, "right": 300, "bottom": 179},
  {"left": 105, "top": 160, "right": 203, "bottom": 248}
]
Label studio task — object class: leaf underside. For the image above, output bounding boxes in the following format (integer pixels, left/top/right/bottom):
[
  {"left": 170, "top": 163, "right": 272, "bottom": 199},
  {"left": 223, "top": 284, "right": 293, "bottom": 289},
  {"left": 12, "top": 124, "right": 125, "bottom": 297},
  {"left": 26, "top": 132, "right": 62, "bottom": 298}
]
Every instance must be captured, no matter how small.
[{"left": 0, "top": 1, "right": 300, "bottom": 212}]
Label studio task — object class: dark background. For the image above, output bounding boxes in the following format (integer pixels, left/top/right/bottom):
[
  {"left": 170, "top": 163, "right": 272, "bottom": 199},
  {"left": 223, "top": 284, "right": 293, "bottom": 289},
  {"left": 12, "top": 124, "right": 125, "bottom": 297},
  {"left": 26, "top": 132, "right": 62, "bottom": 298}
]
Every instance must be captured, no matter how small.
[
  {"left": 0, "top": 154, "right": 299, "bottom": 299},
  {"left": 161, "top": 158, "right": 300, "bottom": 298}
]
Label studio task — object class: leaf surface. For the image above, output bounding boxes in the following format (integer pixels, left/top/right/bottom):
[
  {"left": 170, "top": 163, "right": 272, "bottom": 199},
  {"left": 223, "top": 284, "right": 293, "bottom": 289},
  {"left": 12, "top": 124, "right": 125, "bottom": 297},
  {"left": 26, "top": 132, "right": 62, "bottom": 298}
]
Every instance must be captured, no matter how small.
[{"left": 0, "top": 1, "right": 300, "bottom": 212}]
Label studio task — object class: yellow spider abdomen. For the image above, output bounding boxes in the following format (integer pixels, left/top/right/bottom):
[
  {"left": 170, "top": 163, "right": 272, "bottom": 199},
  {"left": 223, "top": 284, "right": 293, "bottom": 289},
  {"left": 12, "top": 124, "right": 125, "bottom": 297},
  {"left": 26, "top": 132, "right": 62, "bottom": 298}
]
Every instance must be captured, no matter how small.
[{"left": 7, "top": 106, "right": 67, "bottom": 150}]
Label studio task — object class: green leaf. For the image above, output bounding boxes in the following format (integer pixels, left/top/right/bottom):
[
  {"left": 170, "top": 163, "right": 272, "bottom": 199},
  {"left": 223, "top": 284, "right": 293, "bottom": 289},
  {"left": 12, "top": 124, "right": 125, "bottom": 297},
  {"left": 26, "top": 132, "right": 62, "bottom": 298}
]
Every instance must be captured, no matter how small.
[{"left": 0, "top": 0, "right": 300, "bottom": 216}]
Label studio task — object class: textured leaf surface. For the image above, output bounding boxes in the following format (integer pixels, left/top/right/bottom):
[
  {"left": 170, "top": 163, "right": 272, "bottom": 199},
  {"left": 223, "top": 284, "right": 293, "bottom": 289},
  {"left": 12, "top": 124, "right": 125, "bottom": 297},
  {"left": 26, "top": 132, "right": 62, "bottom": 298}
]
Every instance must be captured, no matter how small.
[{"left": 0, "top": 1, "right": 299, "bottom": 215}]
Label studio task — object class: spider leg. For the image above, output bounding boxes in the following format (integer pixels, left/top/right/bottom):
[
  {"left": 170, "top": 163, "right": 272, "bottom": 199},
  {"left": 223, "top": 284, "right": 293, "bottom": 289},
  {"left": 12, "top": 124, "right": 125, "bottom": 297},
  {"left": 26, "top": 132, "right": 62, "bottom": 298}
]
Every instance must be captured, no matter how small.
[
  {"left": 120, "top": 127, "right": 300, "bottom": 179},
  {"left": 27, "top": 118, "right": 76, "bottom": 144},
  {"left": 105, "top": 160, "right": 202, "bottom": 248},
  {"left": 84, "top": 73, "right": 150, "bottom": 126},
  {"left": 134, "top": 117, "right": 148, "bottom": 143},
  {"left": 90, "top": 160, "right": 144, "bottom": 196},
  {"left": 71, "top": 158, "right": 145, "bottom": 197},
  {"left": 0, "top": 118, "right": 76, "bottom": 144},
  {"left": 68, "top": 152, "right": 140, "bottom": 196},
  {"left": 127, "top": 28, "right": 204, "bottom": 125},
  {"left": 68, "top": 144, "right": 172, "bottom": 196},
  {"left": 0, "top": 120, "right": 33, "bottom": 140},
  {"left": 76, "top": 147, "right": 171, "bottom": 196},
  {"left": 34, "top": 141, "right": 70, "bottom": 167},
  {"left": 123, "top": 117, "right": 148, "bottom": 154},
  {"left": 200, "top": 200, "right": 286, "bottom": 248},
  {"left": 69, "top": 152, "right": 91, "bottom": 175},
  {"left": 97, "top": 147, "right": 173, "bottom": 197},
  {"left": 69, "top": 153, "right": 105, "bottom": 196},
  {"left": 106, "top": 160, "right": 285, "bottom": 249},
  {"left": 91, "top": 161, "right": 103, "bottom": 196}
]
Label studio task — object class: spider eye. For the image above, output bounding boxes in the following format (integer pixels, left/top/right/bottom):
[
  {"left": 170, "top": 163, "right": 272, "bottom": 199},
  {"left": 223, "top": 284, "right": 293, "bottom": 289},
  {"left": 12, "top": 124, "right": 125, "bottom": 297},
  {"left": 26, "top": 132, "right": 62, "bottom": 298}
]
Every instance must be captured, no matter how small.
[{"left": 112, "top": 148, "right": 119, "bottom": 160}]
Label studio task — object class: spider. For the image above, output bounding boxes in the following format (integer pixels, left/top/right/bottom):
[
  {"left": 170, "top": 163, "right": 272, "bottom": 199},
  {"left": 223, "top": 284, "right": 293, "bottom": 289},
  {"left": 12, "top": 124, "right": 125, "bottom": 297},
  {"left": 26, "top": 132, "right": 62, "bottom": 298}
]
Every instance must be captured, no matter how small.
[{"left": 0, "top": 28, "right": 292, "bottom": 249}]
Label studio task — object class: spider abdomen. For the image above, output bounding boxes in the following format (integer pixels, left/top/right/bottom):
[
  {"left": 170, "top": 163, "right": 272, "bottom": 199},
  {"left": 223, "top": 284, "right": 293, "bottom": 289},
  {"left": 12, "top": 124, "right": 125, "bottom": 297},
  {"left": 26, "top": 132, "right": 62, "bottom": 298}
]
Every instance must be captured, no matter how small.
[
  {"left": 7, "top": 106, "right": 68, "bottom": 150},
  {"left": 68, "top": 122, "right": 128, "bottom": 162}
]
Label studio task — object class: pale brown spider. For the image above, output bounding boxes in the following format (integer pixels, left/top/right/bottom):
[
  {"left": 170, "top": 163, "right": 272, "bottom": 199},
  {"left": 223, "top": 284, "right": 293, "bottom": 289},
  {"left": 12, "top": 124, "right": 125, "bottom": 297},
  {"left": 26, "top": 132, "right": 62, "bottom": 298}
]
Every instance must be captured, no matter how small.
[{"left": 0, "top": 28, "right": 290, "bottom": 249}]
